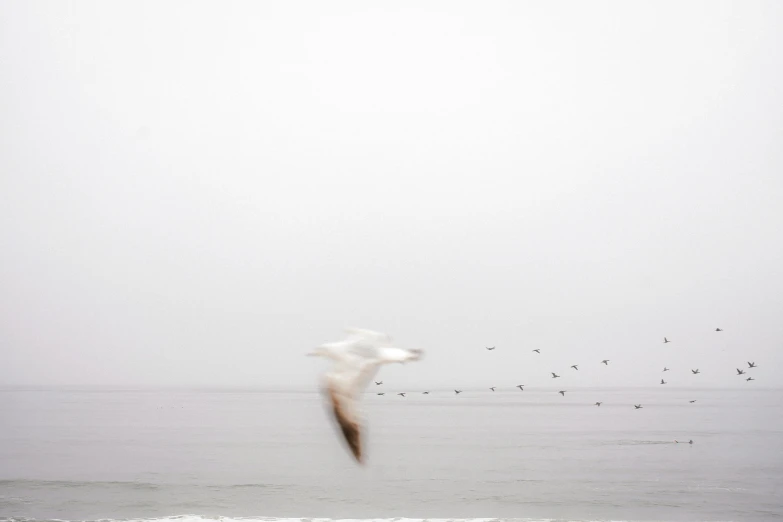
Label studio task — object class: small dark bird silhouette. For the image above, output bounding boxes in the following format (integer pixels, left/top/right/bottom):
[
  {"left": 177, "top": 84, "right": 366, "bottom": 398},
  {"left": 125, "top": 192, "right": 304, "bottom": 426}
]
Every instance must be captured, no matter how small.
[
  {"left": 748, "top": 361, "right": 757, "bottom": 368},
  {"left": 454, "top": 390, "right": 462, "bottom": 394},
  {"left": 377, "top": 393, "right": 385, "bottom": 396},
  {"left": 746, "top": 377, "right": 755, "bottom": 382},
  {"left": 375, "top": 381, "right": 383, "bottom": 385},
  {"left": 595, "top": 401, "right": 602, "bottom": 406},
  {"left": 486, "top": 346, "right": 496, "bottom": 351},
  {"left": 737, "top": 368, "right": 745, "bottom": 375},
  {"left": 602, "top": 360, "right": 610, "bottom": 365},
  {"left": 689, "top": 400, "right": 697, "bottom": 403},
  {"left": 634, "top": 404, "right": 643, "bottom": 409},
  {"left": 661, "top": 379, "right": 667, "bottom": 384},
  {"left": 516, "top": 384, "right": 525, "bottom": 390},
  {"left": 489, "top": 387, "right": 496, "bottom": 392},
  {"left": 533, "top": 349, "right": 541, "bottom": 354},
  {"left": 663, "top": 367, "right": 670, "bottom": 372},
  {"left": 423, "top": 391, "right": 430, "bottom": 394},
  {"left": 689, "top": 439, "right": 693, "bottom": 444},
  {"left": 397, "top": 392, "right": 406, "bottom": 397},
  {"left": 571, "top": 365, "right": 579, "bottom": 371},
  {"left": 715, "top": 328, "right": 723, "bottom": 332},
  {"left": 558, "top": 390, "right": 566, "bottom": 396},
  {"left": 664, "top": 337, "right": 670, "bottom": 343},
  {"left": 692, "top": 369, "right": 700, "bottom": 374},
  {"left": 551, "top": 372, "right": 560, "bottom": 378}
]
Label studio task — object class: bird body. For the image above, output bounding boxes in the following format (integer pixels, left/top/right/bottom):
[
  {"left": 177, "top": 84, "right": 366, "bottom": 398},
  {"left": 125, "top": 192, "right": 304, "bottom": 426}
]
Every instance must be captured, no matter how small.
[
  {"left": 533, "top": 349, "right": 541, "bottom": 353},
  {"left": 308, "top": 328, "right": 423, "bottom": 464},
  {"left": 489, "top": 387, "right": 495, "bottom": 392},
  {"left": 571, "top": 365, "right": 579, "bottom": 371},
  {"left": 516, "top": 384, "right": 525, "bottom": 390},
  {"left": 737, "top": 369, "right": 745, "bottom": 375},
  {"left": 663, "top": 367, "right": 670, "bottom": 372},
  {"left": 595, "top": 401, "right": 602, "bottom": 406},
  {"left": 748, "top": 362, "right": 757, "bottom": 368},
  {"left": 634, "top": 404, "right": 643, "bottom": 409},
  {"left": 558, "top": 390, "right": 566, "bottom": 396},
  {"left": 746, "top": 377, "right": 754, "bottom": 382},
  {"left": 374, "top": 381, "right": 383, "bottom": 385},
  {"left": 716, "top": 328, "right": 723, "bottom": 332},
  {"left": 664, "top": 337, "right": 670, "bottom": 343},
  {"left": 661, "top": 379, "right": 666, "bottom": 384},
  {"left": 486, "top": 346, "right": 496, "bottom": 351},
  {"left": 552, "top": 372, "right": 560, "bottom": 378},
  {"left": 454, "top": 390, "right": 462, "bottom": 394},
  {"left": 601, "top": 360, "right": 609, "bottom": 365},
  {"left": 692, "top": 369, "right": 700, "bottom": 374}
]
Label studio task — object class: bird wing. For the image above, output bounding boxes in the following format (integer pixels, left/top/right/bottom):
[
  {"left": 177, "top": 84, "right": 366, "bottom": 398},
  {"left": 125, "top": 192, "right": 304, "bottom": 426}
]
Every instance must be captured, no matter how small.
[{"left": 323, "top": 355, "right": 383, "bottom": 464}]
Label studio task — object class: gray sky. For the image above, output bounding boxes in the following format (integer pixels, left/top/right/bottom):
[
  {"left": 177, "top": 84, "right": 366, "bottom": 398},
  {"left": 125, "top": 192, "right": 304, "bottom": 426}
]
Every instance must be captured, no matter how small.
[{"left": 1, "top": 1, "right": 781, "bottom": 390}]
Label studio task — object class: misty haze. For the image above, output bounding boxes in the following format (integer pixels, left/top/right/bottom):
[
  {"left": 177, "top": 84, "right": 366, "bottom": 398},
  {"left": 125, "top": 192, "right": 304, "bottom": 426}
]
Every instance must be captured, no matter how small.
[{"left": 1, "top": 2, "right": 781, "bottom": 522}]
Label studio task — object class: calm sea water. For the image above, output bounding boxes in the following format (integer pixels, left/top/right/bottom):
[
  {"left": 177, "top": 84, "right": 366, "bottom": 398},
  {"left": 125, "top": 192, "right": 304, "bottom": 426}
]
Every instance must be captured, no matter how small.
[{"left": 1, "top": 387, "right": 781, "bottom": 522}]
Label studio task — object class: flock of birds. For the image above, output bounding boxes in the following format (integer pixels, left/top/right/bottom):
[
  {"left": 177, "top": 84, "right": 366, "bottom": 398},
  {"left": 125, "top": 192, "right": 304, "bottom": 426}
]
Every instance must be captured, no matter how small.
[{"left": 308, "top": 327, "right": 759, "bottom": 464}]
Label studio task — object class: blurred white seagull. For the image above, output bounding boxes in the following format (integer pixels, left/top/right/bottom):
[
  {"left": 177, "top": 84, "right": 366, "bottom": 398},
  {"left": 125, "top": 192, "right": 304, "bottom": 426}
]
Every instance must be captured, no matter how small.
[{"left": 307, "top": 328, "right": 423, "bottom": 464}]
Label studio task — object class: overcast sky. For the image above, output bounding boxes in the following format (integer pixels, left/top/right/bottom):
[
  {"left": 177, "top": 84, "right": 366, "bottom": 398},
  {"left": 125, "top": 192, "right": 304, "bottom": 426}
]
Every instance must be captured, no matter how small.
[{"left": 1, "top": 1, "right": 781, "bottom": 390}]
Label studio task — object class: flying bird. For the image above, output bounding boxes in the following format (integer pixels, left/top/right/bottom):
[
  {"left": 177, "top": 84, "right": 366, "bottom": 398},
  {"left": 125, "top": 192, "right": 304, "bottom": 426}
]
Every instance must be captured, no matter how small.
[
  {"left": 551, "top": 373, "right": 560, "bottom": 379},
  {"left": 601, "top": 360, "right": 610, "bottom": 365},
  {"left": 634, "top": 404, "right": 643, "bottom": 409},
  {"left": 307, "top": 327, "right": 423, "bottom": 464},
  {"left": 737, "top": 368, "right": 745, "bottom": 375},
  {"left": 692, "top": 369, "right": 700, "bottom": 375},
  {"left": 689, "top": 400, "right": 697, "bottom": 403},
  {"left": 454, "top": 390, "right": 462, "bottom": 394},
  {"left": 377, "top": 393, "right": 385, "bottom": 396},
  {"left": 422, "top": 391, "right": 429, "bottom": 394},
  {"left": 663, "top": 367, "right": 670, "bottom": 372},
  {"left": 374, "top": 381, "right": 383, "bottom": 385},
  {"left": 746, "top": 377, "right": 755, "bottom": 382},
  {"left": 748, "top": 362, "right": 757, "bottom": 368},
  {"left": 571, "top": 365, "right": 579, "bottom": 371},
  {"left": 715, "top": 328, "right": 723, "bottom": 332},
  {"left": 559, "top": 390, "right": 567, "bottom": 396},
  {"left": 486, "top": 346, "right": 496, "bottom": 351},
  {"left": 595, "top": 402, "right": 602, "bottom": 406},
  {"left": 516, "top": 384, "right": 525, "bottom": 390},
  {"left": 397, "top": 392, "right": 406, "bottom": 397},
  {"left": 489, "top": 387, "right": 496, "bottom": 392},
  {"left": 661, "top": 379, "right": 667, "bottom": 384},
  {"left": 664, "top": 337, "right": 670, "bottom": 343},
  {"left": 533, "top": 349, "right": 541, "bottom": 354}
]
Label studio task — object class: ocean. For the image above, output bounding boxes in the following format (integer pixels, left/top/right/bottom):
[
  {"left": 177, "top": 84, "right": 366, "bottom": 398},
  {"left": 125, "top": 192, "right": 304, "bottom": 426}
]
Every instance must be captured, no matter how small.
[{"left": 1, "top": 387, "right": 781, "bottom": 522}]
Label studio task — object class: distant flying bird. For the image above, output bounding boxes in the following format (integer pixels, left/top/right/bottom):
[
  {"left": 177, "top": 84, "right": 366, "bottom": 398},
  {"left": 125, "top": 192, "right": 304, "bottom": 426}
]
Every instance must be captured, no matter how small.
[
  {"left": 533, "top": 349, "right": 541, "bottom": 353},
  {"left": 748, "top": 361, "right": 757, "bottom": 368},
  {"left": 601, "top": 360, "right": 610, "bottom": 365},
  {"left": 664, "top": 337, "right": 670, "bottom": 343},
  {"left": 552, "top": 372, "right": 560, "bottom": 379},
  {"left": 377, "top": 393, "right": 385, "bottom": 396},
  {"left": 374, "top": 381, "right": 383, "bottom": 385},
  {"left": 397, "top": 392, "right": 406, "bottom": 397},
  {"left": 489, "top": 387, "right": 496, "bottom": 392},
  {"left": 571, "top": 365, "right": 579, "bottom": 370},
  {"left": 516, "top": 384, "right": 525, "bottom": 390},
  {"left": 691, "top": 369, "right": 700, "bottom": 375},
  {"left": 595, "top": 401, "right": 602, "bottom": 406},
  {"left": 454, "top": 390, "right": 462, "bottom": 394},
  {"left": 746, "top": 377, "right": 755, "bottom": 382},
  {"left": 663, "top": 367, "right": 670, "bottom": 372},
  {"left": 715, "top": 328, "right": 723, "bottom": 332},
  {"left": 486, "top": 346, "right": 496, "bottom": 351},
  {"left": 661, "top": 379, "right": 667, "bottom": 384},
  {"left": 558, "top": 390, "right": 567, "bottom": 396},
  {"left": 307, "top": 327, "right": 423, "bottom": 464},
  {"left": 634, "top": 404, "right": 643, "bottom": 409},
  {"left": 737, "top": 368, "right": 745, "bottom": 375},
  {"left": 689, "top": 400, "right": 697, "bottom": 403},
  {"left": 422, "top": 391, "right": 429, "bottom": 394}
]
